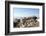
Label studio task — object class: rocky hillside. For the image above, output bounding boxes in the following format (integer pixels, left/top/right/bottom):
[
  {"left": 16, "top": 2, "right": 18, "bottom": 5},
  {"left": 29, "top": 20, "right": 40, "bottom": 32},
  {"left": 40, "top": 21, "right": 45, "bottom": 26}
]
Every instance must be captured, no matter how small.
[{"left": 14, "top": 16, "right": 39, "bottom": 28}]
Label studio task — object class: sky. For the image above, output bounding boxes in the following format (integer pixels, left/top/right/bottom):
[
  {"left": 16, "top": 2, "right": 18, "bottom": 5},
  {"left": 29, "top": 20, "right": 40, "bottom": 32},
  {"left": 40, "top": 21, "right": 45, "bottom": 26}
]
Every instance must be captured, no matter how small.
[{"left": 13, "top": 8, "right": 39, "bottom": 18}]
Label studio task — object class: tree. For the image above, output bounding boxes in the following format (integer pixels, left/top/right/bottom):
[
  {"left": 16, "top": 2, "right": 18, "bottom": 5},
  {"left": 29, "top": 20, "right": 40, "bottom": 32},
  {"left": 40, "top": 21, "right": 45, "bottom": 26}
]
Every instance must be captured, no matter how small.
[{"left": 32, "top": 16, "right": 37, "bottom": 20}]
